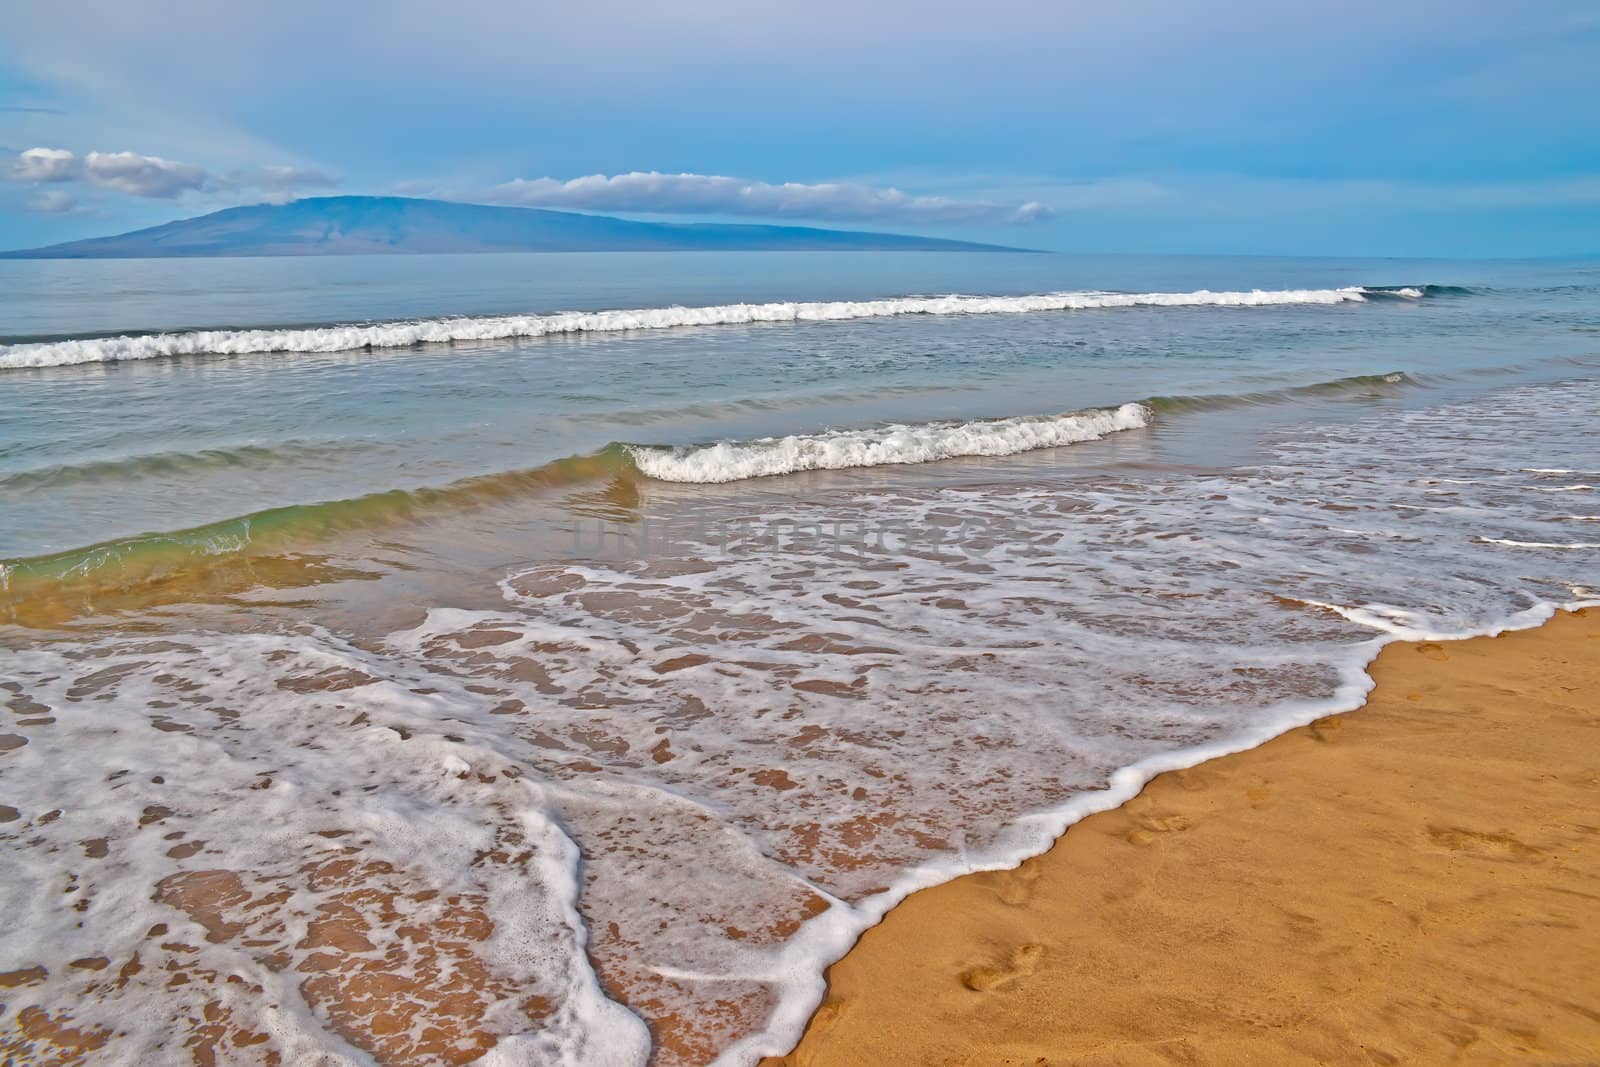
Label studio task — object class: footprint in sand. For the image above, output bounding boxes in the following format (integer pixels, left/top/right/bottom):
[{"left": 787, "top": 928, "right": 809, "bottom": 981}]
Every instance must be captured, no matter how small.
[
  {"left": 802, "top": 1000, "right": 849, "bottom": 1040},
  {"left": 1415, "top": 642, "right": 1451, "bottom": 662},
  {"left": 1426, "top": 825, "right": 1541, "bottom": 859},
  {"left": 961, "top": 943, "right": 1045, "bottom": 992},
  {"left": 1126, "top": 810, "right": 1192, "bottom": 846},
  {"left": 1309, "top": 715, "right": 1344, "bottom": 743},
  {"left": 982, "top": 862, "right": 1043, "bottom": 907}
]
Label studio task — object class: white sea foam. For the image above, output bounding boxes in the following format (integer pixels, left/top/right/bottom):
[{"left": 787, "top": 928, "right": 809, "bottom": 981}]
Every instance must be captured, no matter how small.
[
  {"left": 0, "top": 629, "right": 653, "bottom": 1066},
  {"left": 3, "top": 379, "right": 1595, "bottom": 1066},
  {"left": 0, "top": 287, "right": 1376, "bottom": 369},
  {"left": 627, "top": 402, "right": 1151, "bottom": 482},
  {"left": 1477, "top": 536, "right": 1600, "bottom": 549}
]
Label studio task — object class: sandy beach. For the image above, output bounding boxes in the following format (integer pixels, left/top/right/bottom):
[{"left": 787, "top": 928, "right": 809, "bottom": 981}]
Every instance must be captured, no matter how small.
[{"left": 768, "top": 608, "right": 1600, "bottom": 1067}]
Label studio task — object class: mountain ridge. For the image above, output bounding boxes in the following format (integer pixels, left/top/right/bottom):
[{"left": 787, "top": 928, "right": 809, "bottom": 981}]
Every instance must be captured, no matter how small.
[{"left": 0, "top": 195, "right": 1034, "bottom": 258}]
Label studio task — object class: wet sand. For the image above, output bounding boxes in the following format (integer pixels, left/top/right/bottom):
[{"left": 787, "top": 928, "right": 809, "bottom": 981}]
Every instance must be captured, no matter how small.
[{"left": 768, "top": 608, "right": 1600, "bottom": 1066}]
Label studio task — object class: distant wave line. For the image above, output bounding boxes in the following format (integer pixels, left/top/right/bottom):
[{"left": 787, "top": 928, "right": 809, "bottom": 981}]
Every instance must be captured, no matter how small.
[
  {"left": 0, "top": 286, "right": 1418, "bottom": 369},
  {"left": 1476, "top": 537, "right": 1600, "bottom": 549}
]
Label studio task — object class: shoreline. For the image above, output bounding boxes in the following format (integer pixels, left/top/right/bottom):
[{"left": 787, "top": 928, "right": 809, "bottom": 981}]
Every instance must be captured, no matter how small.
[{"left": 765, "top": 607, "right": 1600, "bottom": 1066}]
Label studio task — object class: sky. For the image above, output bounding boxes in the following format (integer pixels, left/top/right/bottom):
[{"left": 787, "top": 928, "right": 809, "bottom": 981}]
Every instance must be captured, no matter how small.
[{"left": 2, "top": 0, "right": 1598, "bottom": 257}]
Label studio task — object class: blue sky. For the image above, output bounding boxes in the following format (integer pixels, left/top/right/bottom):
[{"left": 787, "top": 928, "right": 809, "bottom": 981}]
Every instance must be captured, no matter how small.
[{"left": 2, "top": 0, "right": 1598, "bottom": 256}]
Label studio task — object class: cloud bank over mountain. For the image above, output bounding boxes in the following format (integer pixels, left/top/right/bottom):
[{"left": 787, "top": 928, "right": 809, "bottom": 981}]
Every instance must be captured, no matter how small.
[{"left": 485, "top": 172, "right": 1051, "bottom": 225}]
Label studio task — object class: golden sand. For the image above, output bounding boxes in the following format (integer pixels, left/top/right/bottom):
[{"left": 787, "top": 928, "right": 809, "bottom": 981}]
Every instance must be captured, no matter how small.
[{"left": 769, "top": 608, "right": 1600, "bottom": 1066}]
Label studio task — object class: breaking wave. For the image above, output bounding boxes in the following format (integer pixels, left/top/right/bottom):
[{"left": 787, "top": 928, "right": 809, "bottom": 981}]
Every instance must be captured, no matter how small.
[
  {"left": 1, "top": 370, "right": 1425, "bottom": 597},
  {"left": 1361, "top": 284, "right": 1469, "bottom": 299},
  {"left": 1476, "top": 537, "right": 1600, "bottom": 549},
  {"left": 627, "top": 403, "right": 1152, "bottom": 483},
  {"left": 0, "top": 286, "right": 1403, "bottom": 369}
]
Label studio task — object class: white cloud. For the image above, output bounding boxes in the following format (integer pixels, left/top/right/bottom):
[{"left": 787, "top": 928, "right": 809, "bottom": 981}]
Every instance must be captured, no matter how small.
[
  {"left": 484, "top": 171, "right": 1053, "bottom": 225},
  {"left": 4, "top": 146, "right": 339, "bottom": 202},
  {"left": 10, "top": 146, "right": 80, "bottom": 181},
  {"left": 81, "top": 150, "right": 209, "bottom": 198}
]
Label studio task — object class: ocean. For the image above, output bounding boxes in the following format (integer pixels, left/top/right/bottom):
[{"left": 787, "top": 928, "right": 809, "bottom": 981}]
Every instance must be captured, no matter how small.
[{"left": 1, "top": 251, "right": 1597, "bottom": 1065}]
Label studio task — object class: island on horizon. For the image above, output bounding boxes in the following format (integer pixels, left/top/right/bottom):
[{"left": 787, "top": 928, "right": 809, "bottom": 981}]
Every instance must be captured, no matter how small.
[{"left": 0, "top": 195, "right": 1035, "bottom": 259}]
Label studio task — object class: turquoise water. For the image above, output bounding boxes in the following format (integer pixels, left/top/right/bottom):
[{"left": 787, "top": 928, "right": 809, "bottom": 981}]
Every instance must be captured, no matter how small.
[{"left": 1, "top": 253, "right": 1596, "bottom": 560}]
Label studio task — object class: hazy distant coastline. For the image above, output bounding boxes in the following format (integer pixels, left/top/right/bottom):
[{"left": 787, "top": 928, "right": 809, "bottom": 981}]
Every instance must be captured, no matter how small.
[{"left": 0, "top": 195, "right": 1033, "bottom": 259}]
